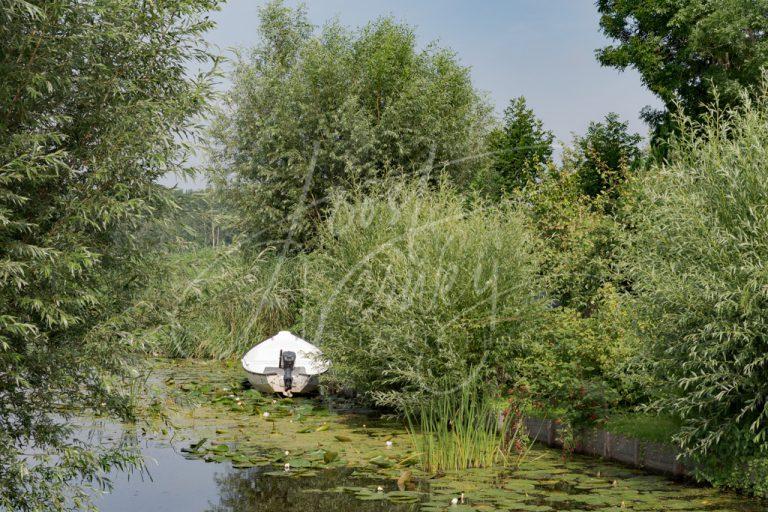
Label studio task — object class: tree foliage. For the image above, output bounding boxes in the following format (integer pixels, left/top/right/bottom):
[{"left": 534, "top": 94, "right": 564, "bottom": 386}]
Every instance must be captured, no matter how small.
[
  {"left": 210, "top": 0, "right": 491, "bottom": 251},
  {"left": 478, "top": 96, "right": 554, "bottom": 196},
  {"left": 0, "top": 0, "right": 218, "bottom": 509},
  {"left": 141, "top": 189, "right": 238, "bottom": 249},
  {"left": 571, "top": 113, "right": 642, "bottom": 200},
  {"left": 597, "top": 0, "right": 768, "bottom": 136},
  {"left": 625, "top": 90, "right": 768, "bottom": 484}
]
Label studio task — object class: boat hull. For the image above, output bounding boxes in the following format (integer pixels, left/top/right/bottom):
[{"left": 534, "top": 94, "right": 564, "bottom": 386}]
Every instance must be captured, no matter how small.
[
  {"left": 241, "top": 331, "right": 327, "bottom": 396},
  {"left": 245, "top": 371, "right": 320, "bottom": 395}
]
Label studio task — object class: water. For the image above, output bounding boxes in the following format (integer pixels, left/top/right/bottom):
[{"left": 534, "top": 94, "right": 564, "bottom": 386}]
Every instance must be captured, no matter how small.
[
  {"left": 92, "top": 434, "right": 765, "bottom": 512},
  {"left": 96, "top": 440, "right": 415, "bottom": 512},
  {"left": 86, "top": 410, "right": 421, "bottom": 512},
  {"left": 95, "top": 441, "right": 224, "bottom": 512},
  {"left": 89, "top": 359, "right": 766, "bottom": 511}
]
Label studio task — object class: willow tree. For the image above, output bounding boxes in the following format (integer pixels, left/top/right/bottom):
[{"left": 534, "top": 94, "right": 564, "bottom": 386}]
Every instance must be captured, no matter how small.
[
  {"left": 0, "top": 0, "right": 218, "bottom": 510},
  {"left": 626, "top": 92, "right": 768, "bottom": 493},
  {"left": 210, "top": 0, "right": 491, "bottom": 251}
]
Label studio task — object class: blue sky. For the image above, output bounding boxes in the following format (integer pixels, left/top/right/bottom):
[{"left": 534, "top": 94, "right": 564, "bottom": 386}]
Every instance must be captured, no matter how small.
[{"left": 163, "top": 0, "right": 660, "bottom": 189}]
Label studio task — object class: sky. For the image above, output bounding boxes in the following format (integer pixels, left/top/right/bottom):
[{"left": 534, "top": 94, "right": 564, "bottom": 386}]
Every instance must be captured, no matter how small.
[{"left": 161, "top": 0, "right": 661, "bottom": 189}]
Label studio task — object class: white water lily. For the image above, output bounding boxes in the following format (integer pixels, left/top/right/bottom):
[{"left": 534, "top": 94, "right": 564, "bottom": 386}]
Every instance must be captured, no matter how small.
[{"left": 263, "top": 412, "right": 270, "bottom": 418}]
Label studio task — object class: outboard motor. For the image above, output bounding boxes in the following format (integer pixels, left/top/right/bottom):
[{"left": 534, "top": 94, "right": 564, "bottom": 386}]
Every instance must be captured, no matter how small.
[{"left": 279, "top": 350, "right": 296, "bottom": 392}]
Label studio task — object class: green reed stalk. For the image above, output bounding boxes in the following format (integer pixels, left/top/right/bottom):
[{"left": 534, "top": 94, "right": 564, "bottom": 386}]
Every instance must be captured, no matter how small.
[{"left": 405, "top": 378, "right": 525, "bottom": 472}]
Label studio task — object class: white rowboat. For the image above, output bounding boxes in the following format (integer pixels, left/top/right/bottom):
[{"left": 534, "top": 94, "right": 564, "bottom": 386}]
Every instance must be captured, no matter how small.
[{"left": 241, "top": 331, "right": 327, "bottom": 396}]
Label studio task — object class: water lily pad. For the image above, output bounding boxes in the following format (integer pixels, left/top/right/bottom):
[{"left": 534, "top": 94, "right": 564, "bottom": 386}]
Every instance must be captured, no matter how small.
[
  {"left": 369, "top": 455, "right": 394, "bottom": 468},
  {"left": 180, "top": 437, "right": 208, "bottom": 453},
  {"left": 385, "top": 490, "right": 421, "bottom": 503}
]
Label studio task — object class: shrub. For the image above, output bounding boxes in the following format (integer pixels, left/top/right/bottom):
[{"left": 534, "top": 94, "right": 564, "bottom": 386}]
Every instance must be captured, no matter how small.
[
  {"left": 301, "top": 180, "right": 543, "bottom": 406},
  {"left": 523, "top": 162, "right": 626, "bottom": 316},
  {"left": 510, "top": 285, "right": 641, "bottom": 437},
  {"left": 626, "top": 90, "right": 768, "bottom": 489}
]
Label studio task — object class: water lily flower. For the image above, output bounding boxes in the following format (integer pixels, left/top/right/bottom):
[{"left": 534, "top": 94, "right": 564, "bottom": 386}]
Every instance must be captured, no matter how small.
[
  {"left": 284, "top": 463, "right": 290, "bottom": 471},
  {"left": 263, "top": 412, "right": 270, "bottom": 418},
  {"left": 376, "top": 486, "right": 383, "bottom": 493},
  {"left": 451, "top": 497, "right": 458, "bottom": 505},
  {"left": 284, "top": 450, "right": 290, "bottom": 456},
  {"left": 385, "top": 440, "right": 393, "bottom": 448}
]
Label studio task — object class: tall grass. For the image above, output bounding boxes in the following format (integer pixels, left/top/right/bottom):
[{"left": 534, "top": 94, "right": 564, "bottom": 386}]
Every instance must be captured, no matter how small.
[
  {"left": 129, "top": 247, "right": 300, "bottom": 359},
  {"left": 405, "top": 378, "right": 527, "bottom": 472}
]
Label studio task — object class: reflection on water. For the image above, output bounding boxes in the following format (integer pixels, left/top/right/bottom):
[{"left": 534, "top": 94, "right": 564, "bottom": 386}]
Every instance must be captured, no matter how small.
[
  {"left": 95, "top": 441, "right": 226, "bottom": 512},
  {"left": 97, "top": 440, "right": 416, "bottom": 512},
  {"left": 209, "top": 466, "right": 416, "bottom": 512},
  {"left": 95, "top": 438, "right": 766, "bottom": 512}
]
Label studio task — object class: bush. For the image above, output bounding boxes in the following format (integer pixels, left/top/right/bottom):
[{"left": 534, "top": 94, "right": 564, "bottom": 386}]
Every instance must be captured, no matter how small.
[
  {"left": 517, "top": 145, "right": 647, "bottom": 434},
  {"left": 301, "top": 180, "right": 543, "bottom": 406},
  {"left": 511, "top": 285, "right": 641, "bottom": 437},
  {"left": 523, "top": 162, "right": 626, "bottom": 316},
  {"left": 626, "top": 90, "right": 768, "bottom": 489}
]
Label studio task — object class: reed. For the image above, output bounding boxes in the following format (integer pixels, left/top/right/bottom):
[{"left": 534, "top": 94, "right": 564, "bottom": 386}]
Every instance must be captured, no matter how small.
[
  {"left": 405, "top": 378, "right": 527, "bottom": 472},
  {"left": 131, "top": 247, "right": 301, "bottom": 359}
]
